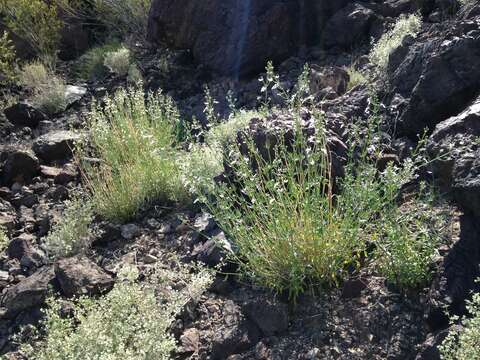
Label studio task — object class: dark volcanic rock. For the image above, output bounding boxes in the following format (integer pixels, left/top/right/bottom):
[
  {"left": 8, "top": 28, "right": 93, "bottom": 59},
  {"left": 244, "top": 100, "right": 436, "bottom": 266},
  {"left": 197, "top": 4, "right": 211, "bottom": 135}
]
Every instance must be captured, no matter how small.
[
  {"left": 33, "top": 130, "right": 82, "bottom": 162},
  {"left": 388, "top": 15, "right": 480, "bottom": 137},
  {"left": 147, "top": 0, "right": 351, "bottom": 77},
  {"left": 427, "top": 213, "right": 480, "bottom": 330},
  {"left": 428, "top": 95, "right": 480, "bottom": 216},
  {"left": 321, "top": 2, "right": 377, "bottom": 49},
  {"left": 1, "top": 148, "right": 40, "bottom": 186},
  {"left": 54, "top": 256, "right": 114, "bottom": 298},
  {"left": 210, "top": 300, "right": 261, "bottom": 359},
  {"left": 0, "top": 267, "right": 55, "bottom": 317},
  {"left": 244, "top": 298, "right": 289, "bottom": 336},
  {"left": 3, "top": 103, "right": 47, "bottom": 128}
]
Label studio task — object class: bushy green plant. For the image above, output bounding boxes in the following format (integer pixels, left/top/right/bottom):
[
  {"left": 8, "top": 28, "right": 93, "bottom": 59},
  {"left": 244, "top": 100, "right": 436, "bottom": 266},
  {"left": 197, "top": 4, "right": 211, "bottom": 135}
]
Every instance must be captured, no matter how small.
[
  {"left": 78, "top": 86, "right": 188, "bottom": 222},
  {"left": 439, "top": 288, "right": 480, "bottom": 360},
  {"left": 103, "top": 47, "right": 131, "bottom": 76},
  {"left": 369, "top": 14, "right": 422, "bottom": 71},
  {"left": 92, "top": 0, "right": 152, "bottom": 38},
  {"left": 75, "top": 42, "right": 122, "bottom": 80},
  {"left": 45, "top": 194, "right": 94, "bottom": 260},
  {"left": 1, "top": 0, "right": 63, "bottom": 61},
  {"left": 346, "top": 64, "right": 367, "bottom": 91},
  {"left": 22, "top": 264, "right": 213, "bottom": 360},
  {"left": 18, "top": 61, "right": 67, "bottom": 115},
  {"left": 0, "top": 31, "right": 17, "bottom": 85}
]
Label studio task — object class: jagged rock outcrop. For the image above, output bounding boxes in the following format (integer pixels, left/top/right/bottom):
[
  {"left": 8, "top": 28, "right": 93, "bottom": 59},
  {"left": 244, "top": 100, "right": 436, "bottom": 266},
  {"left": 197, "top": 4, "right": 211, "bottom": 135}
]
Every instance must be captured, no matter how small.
[
  {"left": 428, "top": 95, "right": 480, "bottom": 217},
  {"left": 388, "top": 10, "right": 480, "bottom": 137},
  {"left": 147, "top": 0, "right": 353, "bottom": 77}
]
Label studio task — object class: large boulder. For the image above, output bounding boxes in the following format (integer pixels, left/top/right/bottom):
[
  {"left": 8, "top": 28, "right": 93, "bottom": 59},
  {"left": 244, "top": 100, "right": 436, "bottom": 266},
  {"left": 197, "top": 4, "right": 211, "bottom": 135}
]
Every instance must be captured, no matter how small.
[
  {"left": 388, "top": 14, "right": 480, "bottom": 137},
  {"left": 0, "top": 147, "right": 40, "bottom": 186},
  {"left": 147, "top": 0, "right": 351, "bottom": 77},
  {"left": 427, "top": 95, "right": 480, "bottom": 217}
]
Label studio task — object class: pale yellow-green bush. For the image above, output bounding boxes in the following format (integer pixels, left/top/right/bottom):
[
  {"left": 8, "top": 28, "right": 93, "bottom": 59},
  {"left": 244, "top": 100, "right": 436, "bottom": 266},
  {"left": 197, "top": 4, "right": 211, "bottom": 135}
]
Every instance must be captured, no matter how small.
[
  {"left": 346, "top": 64, "right": 367, "bottom": 91},
  {"left": 21, "top": 263, "right": 213, "bottom": 360},
  {"left": 369, "top": 14, "right": 422, "bottom": 71},
  {"left": 439, "top": 289, "right": 480, "bottom": 360},
  {"left": 78, "top": 86, "right": 188, "bottom": 222},
  {"left": 103, "top": 47, "right": 131, "bottom": 76},
  {"left": 45, "top": 194, "right": 94, "bottom": 260},
  {"left": 18, "top": 61, "right": 67, "bottom": 115},
  {"left": 180, "top": 110, "right": 260, "bottom": 196}
]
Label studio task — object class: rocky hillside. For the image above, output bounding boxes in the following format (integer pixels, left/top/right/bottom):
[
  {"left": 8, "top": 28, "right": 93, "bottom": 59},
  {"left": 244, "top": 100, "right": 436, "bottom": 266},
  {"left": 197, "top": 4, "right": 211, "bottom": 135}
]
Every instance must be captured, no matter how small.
[{"left": 1, "top": 0, "right": 480, "bottom": 359}]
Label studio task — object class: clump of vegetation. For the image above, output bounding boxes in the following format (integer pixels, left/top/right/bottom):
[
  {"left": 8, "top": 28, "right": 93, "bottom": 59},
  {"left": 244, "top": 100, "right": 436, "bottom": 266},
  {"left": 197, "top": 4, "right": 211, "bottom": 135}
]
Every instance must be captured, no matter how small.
[
  {"left": 21, "top": 263, "right": 213, "bottom": 360},
  {"left": 103, "top": 47, "right": 131, "bottom": 76},
  {"left": 78, "top": 86, "right": 188, "bottom": 222},
  {"left": 0, "top": 226, "right": 8, "bottom": 253},
  {"left": 45, "top": 194, "right": 94, "bottom": 260},
  {"left": 200, "top": 64, "right": 444, "bottom": 299},
  {"left": 1, "top": 0, "right": 63, "bottom": 62},
  {"left": 439, "top": 287, "right": 480, "bottom": 360},
  {"left": 75, "top": 42, "right": 122, "bottom": 80},
  {"left": 91, "top": 0, "right": 152, "bottom": 38},
  {"left": 369, "top": 13, "right": 422, "bottom": 71},
  {"left": 346, "top": 64, "right": 367, "bottom": 91},
  {"left": 0, "top": 31, "right": 17, "bottom": 85},
  {"left": 18, "top": 61, "right": 67, "bottom": 115}
]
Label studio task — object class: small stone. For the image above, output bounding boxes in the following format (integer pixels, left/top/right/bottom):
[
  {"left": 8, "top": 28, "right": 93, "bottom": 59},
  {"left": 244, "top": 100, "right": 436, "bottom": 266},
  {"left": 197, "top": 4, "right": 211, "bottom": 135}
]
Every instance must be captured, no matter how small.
[
  {"left": 143, "top": 254, "right": 158, "bottom": 264},
  {"left": 121, "top": 224, "right": 141, "bottom": 240},
  {"left": 180, "top": 328, "right": 200, "bottom": 353},
  {"left": 1, "top": 148, "right": 40, "bottom": 186}
]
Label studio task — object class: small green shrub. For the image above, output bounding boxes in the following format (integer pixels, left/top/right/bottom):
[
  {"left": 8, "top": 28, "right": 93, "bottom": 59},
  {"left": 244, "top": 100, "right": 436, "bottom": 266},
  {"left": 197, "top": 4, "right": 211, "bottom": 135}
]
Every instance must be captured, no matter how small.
[
  {"left": 369, "top": 14, "right": 422, "bottom": 71},
  {"left": 346, "top": 64, "right": 367, "bottom": 91},
  {"left": 92, "top": 0, "right": 152, "bottom": 38},
  {"left": 79, "top": 86, "right": 188, "bottom": 222},
  {"left": 18, "top": 61, "right": 67, "bottom": 115},
  {"left": 75, "top": 42, "right": 122, "bottom": 80},
  {"left": 45, "top": 194, "right": 94, "bottom": 260},
  {"left": 103, "top": 47, "right": 131, "bottom": 76},
  {"left": 439, "top": 288, "right": 480, "bottom": 360},
  {"left": 22, "top": 263, "right": 213, "bottom": 360},
  {"left": 0, "top": 31, "right": 17, "bottom": 85},
  {"left": 1, "top": 0, "right": 63, "bottom": 61}
]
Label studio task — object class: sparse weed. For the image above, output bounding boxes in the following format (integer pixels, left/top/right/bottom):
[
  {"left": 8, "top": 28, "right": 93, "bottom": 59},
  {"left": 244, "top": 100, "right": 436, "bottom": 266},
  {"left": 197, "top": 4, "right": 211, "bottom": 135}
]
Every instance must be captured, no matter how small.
[
  {"left": 78, "top": 86, "right": 188, "bottom": 222},
  {"left": 369, "top": 14, "right": 422, "bottom": 72},
  {"left": 439, "top": 286, "right": 480, "bottom": 360},
  {"left": 91, "top": 0, "right": 152, "bottom": 38},
  {"left": 103, "top": 47, "right": 131, "bottom": 76},
  {"left": 45, "top": 194, "right": 94, "bottom": 260}
]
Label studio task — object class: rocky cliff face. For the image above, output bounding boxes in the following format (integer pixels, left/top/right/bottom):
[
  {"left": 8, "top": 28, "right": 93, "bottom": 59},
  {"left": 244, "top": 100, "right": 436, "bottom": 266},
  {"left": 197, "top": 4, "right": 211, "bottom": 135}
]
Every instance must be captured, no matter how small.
[{"left": 147, "top": 0, "right": 353, "bottom": 77}]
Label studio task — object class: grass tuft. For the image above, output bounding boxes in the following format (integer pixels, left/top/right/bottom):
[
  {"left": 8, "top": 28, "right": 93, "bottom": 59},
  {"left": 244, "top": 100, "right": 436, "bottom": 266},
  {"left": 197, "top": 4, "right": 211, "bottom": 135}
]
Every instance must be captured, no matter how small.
[{"left": 78, "top": 86, "right": 188, "bottom": 222}]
